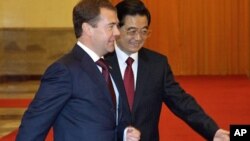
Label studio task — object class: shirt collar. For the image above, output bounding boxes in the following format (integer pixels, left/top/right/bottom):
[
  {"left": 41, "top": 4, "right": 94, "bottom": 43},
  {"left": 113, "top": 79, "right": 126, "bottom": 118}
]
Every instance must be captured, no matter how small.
[
  {"left": 115, "top": 43, "right": 138, "bottom": 65},
  {"left": 77, "top": 41, "right": 101, "bottom": 62}
]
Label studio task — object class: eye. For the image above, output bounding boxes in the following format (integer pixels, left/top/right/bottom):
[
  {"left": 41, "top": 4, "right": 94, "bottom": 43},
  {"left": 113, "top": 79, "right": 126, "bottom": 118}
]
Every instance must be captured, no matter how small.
[
  {"left": 127, "top": 29, "right": 137, "bottom": 35},
  {"left": 141, "top": 29, "right": 148, "bottom": 35},
  {"left": 107, "top": 25, "right": 114, "bottom": 30}
]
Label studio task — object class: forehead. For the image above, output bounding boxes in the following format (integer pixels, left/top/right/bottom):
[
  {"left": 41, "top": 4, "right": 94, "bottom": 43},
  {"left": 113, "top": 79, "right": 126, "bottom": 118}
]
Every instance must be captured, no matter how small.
[
  {"left": 123, "top": 15, "right": 148, "bottom": 28},
  {"left": 98, "top": 8, "right": 118, "bottom": 24}
]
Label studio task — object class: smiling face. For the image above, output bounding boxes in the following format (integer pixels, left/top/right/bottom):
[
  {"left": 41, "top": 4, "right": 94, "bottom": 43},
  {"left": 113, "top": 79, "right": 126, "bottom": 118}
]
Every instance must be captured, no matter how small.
[
  {"left": 89, "top": 8, "right": 120, "bottom": 57},
  {"left": 116, "top": 15, "right": 149, "bottom": 55}
]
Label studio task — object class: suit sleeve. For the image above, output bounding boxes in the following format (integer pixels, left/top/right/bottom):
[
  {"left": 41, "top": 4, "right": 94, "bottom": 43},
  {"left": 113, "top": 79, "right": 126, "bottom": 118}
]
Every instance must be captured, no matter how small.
[
  {"left": 16, "top": 62, "right": 72, "bottom": 141},
  {"left": 162, "top": 57, "right": 219, "bottom": 141}
]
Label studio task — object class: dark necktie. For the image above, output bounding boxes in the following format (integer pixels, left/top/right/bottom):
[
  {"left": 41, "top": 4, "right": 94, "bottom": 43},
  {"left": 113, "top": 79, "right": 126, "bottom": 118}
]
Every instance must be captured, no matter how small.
[
  {"left": 96, "top": 58, "right": 116, "bottom": 107},
  {"left": 124, "top": 57, "right": 134, "bottom": 111}
]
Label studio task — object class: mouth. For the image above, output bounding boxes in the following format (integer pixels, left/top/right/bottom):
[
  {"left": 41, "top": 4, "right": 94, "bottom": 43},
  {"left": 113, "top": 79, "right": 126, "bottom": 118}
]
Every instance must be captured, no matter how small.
[
  {"left": 129, "top": 42, "right": 141, "bottom": 48},
  {"left": 108, "top": 40, "right": 115, "bottom": 45}
]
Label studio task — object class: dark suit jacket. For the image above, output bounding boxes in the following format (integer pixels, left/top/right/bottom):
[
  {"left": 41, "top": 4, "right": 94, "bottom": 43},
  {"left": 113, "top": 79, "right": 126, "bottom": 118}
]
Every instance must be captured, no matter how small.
[
  {"left": 16, "top": 45, "right": 122, "bottom": 141},
  {"left": 105, "top": 47, "right": 219, "bottom": 141}
]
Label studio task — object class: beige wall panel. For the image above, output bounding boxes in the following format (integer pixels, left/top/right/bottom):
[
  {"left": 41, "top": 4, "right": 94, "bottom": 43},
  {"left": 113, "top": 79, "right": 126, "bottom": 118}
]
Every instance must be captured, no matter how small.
[{"left": 0, "top": 0, "right": 79, "bottom": 28}]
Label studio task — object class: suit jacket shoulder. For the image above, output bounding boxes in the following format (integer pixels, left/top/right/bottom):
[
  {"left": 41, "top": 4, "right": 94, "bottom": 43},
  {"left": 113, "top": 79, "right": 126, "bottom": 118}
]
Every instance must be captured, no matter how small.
[{"left": 139, "top": 47, "right": 168, "bottom": 61}]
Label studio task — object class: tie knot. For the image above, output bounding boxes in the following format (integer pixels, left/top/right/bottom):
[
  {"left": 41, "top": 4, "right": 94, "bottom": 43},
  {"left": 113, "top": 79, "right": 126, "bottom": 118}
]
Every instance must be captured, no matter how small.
[
  {"left": 126, "top": 57, "right": 134, "bottom": 66},
  {"left": 96, "top": 58, "right": 108, "bottom": 70}
]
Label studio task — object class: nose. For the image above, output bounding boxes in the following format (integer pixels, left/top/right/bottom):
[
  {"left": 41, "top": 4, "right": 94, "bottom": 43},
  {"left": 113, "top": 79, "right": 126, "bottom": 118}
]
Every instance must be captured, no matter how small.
[
  {"left": 134, "top": 31, "right": 143, "bottom": 40},
  {"left": 113, "top": 25, "right": 120, "bottom": 36}
]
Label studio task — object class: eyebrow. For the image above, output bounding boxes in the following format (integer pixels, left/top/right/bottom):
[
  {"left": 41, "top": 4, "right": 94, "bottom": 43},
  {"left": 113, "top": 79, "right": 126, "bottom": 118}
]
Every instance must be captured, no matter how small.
[
  {"left": 126, "top": 26, "right": 149, "bottom": 30},
  {"left": 108, "top": 21, "right": 119, "bottom": 26}
]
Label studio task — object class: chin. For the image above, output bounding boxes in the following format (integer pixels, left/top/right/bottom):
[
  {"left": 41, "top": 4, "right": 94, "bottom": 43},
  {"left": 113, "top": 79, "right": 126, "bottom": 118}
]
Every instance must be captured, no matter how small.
[
  {"left": 108, "top": 48, "right": 115, "bottom": 53},
  {"left": 129, "top": 43, "right": 142, "bottom": 48},
  {"left": 128, "top": 48, "right": 139, "bottom": 54},
  {"left": 130, "top": 45, "right": 141, "bottom": 50}
]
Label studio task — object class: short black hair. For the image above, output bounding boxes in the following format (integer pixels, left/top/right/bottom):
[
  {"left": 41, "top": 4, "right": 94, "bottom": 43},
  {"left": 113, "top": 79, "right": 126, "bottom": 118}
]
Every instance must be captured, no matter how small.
[{"left": 116, "top": 0, "right": 151, "bottom": 27}]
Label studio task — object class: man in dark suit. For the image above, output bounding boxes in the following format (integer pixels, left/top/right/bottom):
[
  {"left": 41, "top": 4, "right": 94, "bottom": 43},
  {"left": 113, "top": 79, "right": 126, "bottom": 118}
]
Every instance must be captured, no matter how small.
[
  {"left": 16, "top": 0, "right": 140, "bottom": 141},
  {"left": 105, "top": 0, "right": 230, "bottom": 141}
]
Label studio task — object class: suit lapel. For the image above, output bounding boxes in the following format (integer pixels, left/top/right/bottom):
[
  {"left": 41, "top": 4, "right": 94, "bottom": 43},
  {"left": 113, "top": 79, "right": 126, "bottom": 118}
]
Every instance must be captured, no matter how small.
[
  {"left": 72, "top": 45, "right": 114, "bottom": 107},
  {"left": 105, "top": 50, "right": 150, "bottom": 120},
  {"left": 105, "top": 52, "right": 130, "bottom": 121},
  {"left": 133, "top": 48, "right": 150, "bottom": 112}
]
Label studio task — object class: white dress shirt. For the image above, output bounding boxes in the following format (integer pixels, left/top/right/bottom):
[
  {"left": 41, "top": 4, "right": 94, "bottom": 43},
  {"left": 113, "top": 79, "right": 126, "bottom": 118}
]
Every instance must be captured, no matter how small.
[{"left": 115, "top": 45, "right": 138, "bottom": 89}]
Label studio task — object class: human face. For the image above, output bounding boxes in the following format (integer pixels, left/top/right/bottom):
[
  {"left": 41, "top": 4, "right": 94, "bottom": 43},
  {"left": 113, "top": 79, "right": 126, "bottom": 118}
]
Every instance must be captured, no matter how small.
[
  {"left": 116, "top": 15, "right": 150, "bottom": 55},
  {"left": 90, "top": 8, "right": 120, "bottom": 57}
]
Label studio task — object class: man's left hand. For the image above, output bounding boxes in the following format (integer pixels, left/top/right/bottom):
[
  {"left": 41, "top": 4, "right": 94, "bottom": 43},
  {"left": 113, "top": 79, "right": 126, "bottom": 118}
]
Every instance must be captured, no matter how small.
[{"left": 213, "top": 129, "right": 230, "bottom": 141}]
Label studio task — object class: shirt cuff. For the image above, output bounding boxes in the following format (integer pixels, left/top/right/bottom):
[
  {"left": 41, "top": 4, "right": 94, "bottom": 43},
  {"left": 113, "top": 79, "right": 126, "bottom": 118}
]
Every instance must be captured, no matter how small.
[{"left": 123, "top": 127, "right": 129, "bottom": 141}]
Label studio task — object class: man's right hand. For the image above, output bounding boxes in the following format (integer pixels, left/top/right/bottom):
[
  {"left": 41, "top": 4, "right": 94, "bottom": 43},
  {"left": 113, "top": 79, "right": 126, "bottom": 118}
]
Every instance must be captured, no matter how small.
[{"left": 125, "top": 126, "right": 141, "bottom": 141}]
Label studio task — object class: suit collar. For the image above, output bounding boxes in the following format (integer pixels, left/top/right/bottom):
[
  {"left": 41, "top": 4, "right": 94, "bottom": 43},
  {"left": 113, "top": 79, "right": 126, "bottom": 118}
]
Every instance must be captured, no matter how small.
[
  {"left": 72, "top": 45, "right": 116, "bottom": 109},
  {"left": 105, "top": 52, "right": 128, "bottom": 121},
  {"left": 76, "top": 41, "right": 100, "bottom": 62},
  {"left": 132, "top": 48, "right": 150, "bottom": 112}
]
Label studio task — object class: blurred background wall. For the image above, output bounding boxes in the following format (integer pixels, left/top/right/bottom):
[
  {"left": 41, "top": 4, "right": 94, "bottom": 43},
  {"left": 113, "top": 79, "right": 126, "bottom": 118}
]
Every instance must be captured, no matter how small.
[
  {"left": 0, "top": 0, "right": 77, "bottom": 28},
  {"left": 114, "top": 0, "right": 250, "bottom": 76},
  {"left": 0, "top": 0, "right": 249, "bottom": 78},
  {"left": 0, "top": 0, "right": 78, "bottom": 77}
]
